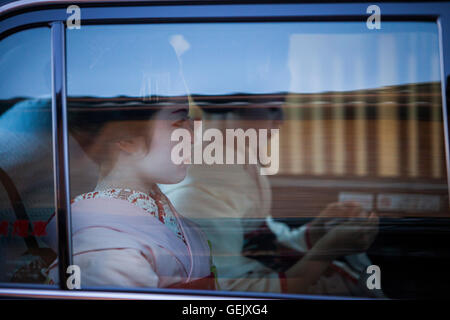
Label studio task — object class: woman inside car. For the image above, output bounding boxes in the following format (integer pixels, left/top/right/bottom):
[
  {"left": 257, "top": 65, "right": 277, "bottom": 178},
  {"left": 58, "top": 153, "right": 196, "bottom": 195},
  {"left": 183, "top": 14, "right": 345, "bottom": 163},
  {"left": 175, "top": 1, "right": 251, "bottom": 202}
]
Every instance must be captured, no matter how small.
[{"left": 44, "top": 100, "right": 216, "bottom": 290}]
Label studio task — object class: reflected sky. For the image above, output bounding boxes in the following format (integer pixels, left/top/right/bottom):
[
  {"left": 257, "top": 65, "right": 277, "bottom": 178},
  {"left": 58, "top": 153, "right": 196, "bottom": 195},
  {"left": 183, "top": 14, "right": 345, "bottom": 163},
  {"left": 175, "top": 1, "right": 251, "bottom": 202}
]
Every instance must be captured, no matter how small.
[
  {"left": 0, "top": 27, "right": 51, "bottom": 100},
  {"left": 66, "top": 22, "right": 440, "bottom": 97},
  {"left": 0, "top": 22, "right": 441, "bottom": 99}
]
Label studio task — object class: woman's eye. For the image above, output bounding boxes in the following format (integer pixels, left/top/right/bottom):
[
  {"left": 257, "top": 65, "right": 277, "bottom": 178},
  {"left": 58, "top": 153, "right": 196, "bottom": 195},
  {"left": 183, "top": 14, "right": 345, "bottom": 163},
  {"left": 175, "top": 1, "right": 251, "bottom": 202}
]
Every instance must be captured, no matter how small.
[
  {"left": 172, "top": 115, "right": 192, "bottom": 127},
  {"left": 172, "top": 120, "right": 183, "bottom": 128}
]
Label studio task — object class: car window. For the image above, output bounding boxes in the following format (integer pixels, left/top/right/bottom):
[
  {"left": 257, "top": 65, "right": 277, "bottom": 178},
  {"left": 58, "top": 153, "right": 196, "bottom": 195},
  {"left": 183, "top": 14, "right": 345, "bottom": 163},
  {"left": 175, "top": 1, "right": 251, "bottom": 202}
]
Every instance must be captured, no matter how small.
[
  {"left": 0, "top": 27, "right": 58, "bottom": 285},
  {"left": 58, "top": 21, "right": 448, "bottom": 298}
]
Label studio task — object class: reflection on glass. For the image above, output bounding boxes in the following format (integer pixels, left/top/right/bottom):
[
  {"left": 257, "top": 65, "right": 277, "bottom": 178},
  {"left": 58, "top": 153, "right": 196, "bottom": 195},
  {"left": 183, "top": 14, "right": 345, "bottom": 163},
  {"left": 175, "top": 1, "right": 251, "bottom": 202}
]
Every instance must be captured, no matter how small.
[
  {"left": 0, "top": 28, "right": 56, "bottom": 284},
  {"left": 62, "top": 22, "right": 447, "bottom": 298},
  {"left": 46, "top": 27, "right": 215, "bottom": 290}
]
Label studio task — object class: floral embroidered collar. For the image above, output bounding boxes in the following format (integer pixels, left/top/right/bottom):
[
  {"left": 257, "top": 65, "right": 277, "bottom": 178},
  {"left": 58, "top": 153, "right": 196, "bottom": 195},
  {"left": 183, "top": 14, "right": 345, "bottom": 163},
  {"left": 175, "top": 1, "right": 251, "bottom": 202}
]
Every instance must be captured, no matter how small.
[{"left": 72, "top": 187, "right": 187, "bottom": 245}]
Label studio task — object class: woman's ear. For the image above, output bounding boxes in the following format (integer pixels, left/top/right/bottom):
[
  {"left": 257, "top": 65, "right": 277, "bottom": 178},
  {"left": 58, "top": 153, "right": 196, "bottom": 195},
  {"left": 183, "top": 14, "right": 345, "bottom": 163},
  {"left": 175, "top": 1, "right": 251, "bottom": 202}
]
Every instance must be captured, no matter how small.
[{"left": 116, "top": 136, "right": 146, "bottom": 155}]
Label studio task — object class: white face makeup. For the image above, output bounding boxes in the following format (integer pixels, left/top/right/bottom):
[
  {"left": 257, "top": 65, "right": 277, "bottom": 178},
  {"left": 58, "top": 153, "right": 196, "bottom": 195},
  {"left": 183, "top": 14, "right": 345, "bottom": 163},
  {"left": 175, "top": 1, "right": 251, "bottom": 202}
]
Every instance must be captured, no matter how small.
[{"left": 133, "top": 106, "right": 193, "bottom": 185}]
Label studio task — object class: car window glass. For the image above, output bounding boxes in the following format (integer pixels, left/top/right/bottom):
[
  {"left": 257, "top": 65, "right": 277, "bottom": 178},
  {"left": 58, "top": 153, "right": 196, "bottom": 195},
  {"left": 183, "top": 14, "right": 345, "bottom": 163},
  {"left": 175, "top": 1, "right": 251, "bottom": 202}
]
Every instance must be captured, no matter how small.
[
  {"left": 0, "top": 27, "right": 57, "bottom": 285},
  {"left": 65, "top": 22, "right": 447, "bottom": 298}
]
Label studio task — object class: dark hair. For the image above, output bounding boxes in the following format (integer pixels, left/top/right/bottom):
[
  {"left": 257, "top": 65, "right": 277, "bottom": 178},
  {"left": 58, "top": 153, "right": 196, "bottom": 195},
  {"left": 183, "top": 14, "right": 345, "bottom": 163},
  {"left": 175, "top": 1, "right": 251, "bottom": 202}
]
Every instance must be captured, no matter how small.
[
  {"left": 198, "top": 103, "right": 284, "bottom": 122},
  {"left": 198, "top": 105, "right": 237, "bottom": 115},
  {"left": 68, "top": 100, "right": 164, "bottom": 168},
  {"left": 196, "top": 94, "right": 284, "bottom": 119}
]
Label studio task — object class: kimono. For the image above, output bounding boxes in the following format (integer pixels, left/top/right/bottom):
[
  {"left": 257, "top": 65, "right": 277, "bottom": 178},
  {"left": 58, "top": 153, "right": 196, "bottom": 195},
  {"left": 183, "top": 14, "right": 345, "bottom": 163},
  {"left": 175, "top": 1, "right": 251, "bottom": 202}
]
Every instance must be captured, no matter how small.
[
  {"left": 161, "top": 159, "right": 384, "bottom": 297},
  {"left": 160, "top": 162, "right": 288, "bottom": 293},
  {"left": 45, "top": 186, "right": 215, "bottom": 290}
]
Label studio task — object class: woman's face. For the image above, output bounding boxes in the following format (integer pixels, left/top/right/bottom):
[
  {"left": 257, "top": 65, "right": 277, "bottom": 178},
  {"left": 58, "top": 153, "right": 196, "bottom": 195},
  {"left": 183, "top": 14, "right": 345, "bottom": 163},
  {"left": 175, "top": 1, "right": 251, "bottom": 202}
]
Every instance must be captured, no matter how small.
[{"left": 134, "top": 106, "right": 193, "bottom": 184}]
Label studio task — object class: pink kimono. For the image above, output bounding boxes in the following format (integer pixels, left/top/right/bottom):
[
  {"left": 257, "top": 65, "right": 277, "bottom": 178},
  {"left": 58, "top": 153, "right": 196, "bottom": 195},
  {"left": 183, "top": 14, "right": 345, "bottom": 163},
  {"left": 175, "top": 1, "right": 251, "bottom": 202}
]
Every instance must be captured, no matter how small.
[{"left": 45, "top": 187, "right": 215, "bottom": 290}]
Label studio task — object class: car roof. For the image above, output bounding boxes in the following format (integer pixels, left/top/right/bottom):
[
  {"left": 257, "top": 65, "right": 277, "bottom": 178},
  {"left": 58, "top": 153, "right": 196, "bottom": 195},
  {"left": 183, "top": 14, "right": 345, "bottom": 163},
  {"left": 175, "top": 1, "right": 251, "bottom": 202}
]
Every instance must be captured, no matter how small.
[{"left": 2, "top": 0, "right": 445, "bottom": 17}]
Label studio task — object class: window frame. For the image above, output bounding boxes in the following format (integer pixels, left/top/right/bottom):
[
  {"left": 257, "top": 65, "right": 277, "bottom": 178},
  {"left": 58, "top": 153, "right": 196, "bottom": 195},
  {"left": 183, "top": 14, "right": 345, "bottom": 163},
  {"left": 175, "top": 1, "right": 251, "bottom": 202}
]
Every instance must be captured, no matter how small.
[{"left": 0, "top": 0, "right": 449, "bottom": 300}]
